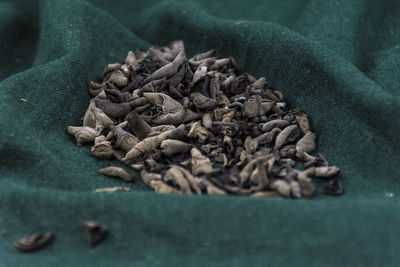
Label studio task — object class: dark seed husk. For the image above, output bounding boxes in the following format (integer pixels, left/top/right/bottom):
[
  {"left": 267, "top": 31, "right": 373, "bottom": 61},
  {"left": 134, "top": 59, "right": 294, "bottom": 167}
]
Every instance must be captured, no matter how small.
[{"left": 82, "top": 221, "right": 108, "bottom": 247}]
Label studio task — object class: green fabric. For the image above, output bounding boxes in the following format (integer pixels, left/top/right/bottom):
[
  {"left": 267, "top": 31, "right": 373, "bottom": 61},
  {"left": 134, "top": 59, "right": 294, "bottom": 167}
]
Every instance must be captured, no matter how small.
[{"left": 1, "top": 0, "right": 399, "bottom": 265}]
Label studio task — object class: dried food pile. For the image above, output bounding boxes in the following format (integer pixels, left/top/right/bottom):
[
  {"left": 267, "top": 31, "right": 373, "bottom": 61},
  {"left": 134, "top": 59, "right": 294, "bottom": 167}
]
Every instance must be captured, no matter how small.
[{"left": 67, "top": 41, "right": 342, "bottom": 198}]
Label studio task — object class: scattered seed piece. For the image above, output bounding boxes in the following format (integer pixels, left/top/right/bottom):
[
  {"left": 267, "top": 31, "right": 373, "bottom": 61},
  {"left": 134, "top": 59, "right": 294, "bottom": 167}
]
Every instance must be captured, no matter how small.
[
  {"left": 13, "top": 232, "right": 54, "bottom": 252},
  {"left": 82, "top": 221, "right": 108, "bottom": 247},
  {"left": 94, "top": 187, "right": 131, "bottom": 193},
  {"left": 99, "top": 166, "right": 133, "bottom": 182}
]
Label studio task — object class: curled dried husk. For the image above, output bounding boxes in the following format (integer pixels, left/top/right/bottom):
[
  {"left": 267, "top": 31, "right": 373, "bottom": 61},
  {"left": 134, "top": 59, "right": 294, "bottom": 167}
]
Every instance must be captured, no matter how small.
[
  {"left": 243, "top": 95, "right": 262, "bottom": 118},
  {"left": 251, "top": 191, "right": 278, "bottom": 198},
  {"left": 290, "top": 180, "right": 301, "bottom": 198},
  {"left": 260, "top": 119, "right": 290, "bottom": 133},
  {"left": 164, "top": 166, "right": 192, "bottom": 194},
  {"left": 94, "top": 99, "right": 132, "bottom": 119},
  {"left": 202, "top": 113, "right": 213, "bottom": 129},
  {"left": 160, "top": 139, "right": 192, "bottom": 156},
  {"left": 67, "top": 126, "right": 102, "bottom": 146},
  {"left": 270, "top": 179, "right": 291, "bottom": 197},
  {"left": 190, "top": 92, "right": 217, "bottom": 110},
  {"left": 91, "top": 141, "right": 114, "bottom": 159},
  {"left": 88, "top": 81, "right": 106, "bottom": 97},
  {"left": 13, "top": 232, "right": 54, "bottom": 252},
  {"left": 201, "top": 179, "right": 226, "bottom": 195},
  {"left": 190, "top": 148, "right": 215, "bottom": 175},
  {"left": 122, "top": 129, "right": 174, "bottom": 162},
  {"left": 187, "top": 122, "right": 209, "bottom": 143},
  {"left": 127, "top": 113, "right": 153, "bottom": 140},
  {"left": 143, "top": 93, "right": 186, "bottom": 124},
  {"left": 274, "top": 125, "right": 298, "bottom": 150},
  {"left": 125, "top": 51, "right": 138, "bottom": 70},
  {"left": 150, "top": 180, "right": 181, "bottom": 194},
  {"left": 83, "top": 100, "right": 114, "bottom": 128},
  {"left": 140, "top": 169, "right": 161, "bottom": 186},
  {"left": 107, "top": 69, "right": 128, "bottom": 87},
  {"left": 111, "top": 127, "right": 138, "bottom": 152},
  {"left": 94, "top": 187, "right": 131, "bottom": 193},
  {"left": 296, "top": 132, "right": 316, "bottom": 157},
  {"left": 314, "top": 166, "right": 340, "bottom": 178},
  {"left": 99, "top": 166, "right": 133, "bottom": 182},
  {"left": 144, "top": 51, "right": 187, "bottom": 83},
  {"left": 296, "top": 109, "right": 310, "bottom": 133}
]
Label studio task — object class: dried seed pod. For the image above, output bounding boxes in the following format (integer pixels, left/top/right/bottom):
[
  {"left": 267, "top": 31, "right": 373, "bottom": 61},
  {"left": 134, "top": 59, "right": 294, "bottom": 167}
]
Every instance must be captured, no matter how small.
[
  {"left": 251, "top": 191, "right": 278, "bottom": 198},
  {"left": 111, "top": 127, "right": 138, "bottom": 152},
  {"left": 323, "top": 176, "right": 343, "bottom": 195},
  {"left": 150, "top": 180, "right": 181, "bottom": 194},
  {"left": 83, "top": 101, "right": 114, "bottom": 128},
  {"left": 107, "top": 69, "right": 128, "bottom": 87},
  {"left": 140, "top": 169, "right": 162, "bottom": 186},
  {"left": 94, "top": 187, "right": 131, "bottom": 193},
  {"left": 274, "top": 125, "right": 298, "bottom": 150},
  {"left": 91, "top": 141, "right": 114, "bottom": 159},
  {"left": 290, "top": 180, "right": 302, "bottom": 198},
  {"left": 190, "top": 148, "right": 215, "bottom": 175},
  {"left": 191, "top": 49, "right": 215, "bottom": 61},
  {"left": 141, "top": 77, "right": 167, "bottom": 92},
  {"left": 122, "top": 129, "right": 174, "bottom": 161},
  {"left": 243, "top": 95, "right": 262, "bottom": 118},
  {"left": 187, "top": 122, "right": 209, "bottom": 143},
  {"left": 88, "top": 81, "right": 106, "bottom": 97},
  {"left": 164, "top": 166, "right": 192, "bottom": 194},
  {"left": 314, "top": 166, "right": 340, "bottom": 178},
  {"left": 192, "top": 66, "right": 208, "bottom": 84},
  {"left": 301, "top": 152, "right": 329, "bottom": 167},
  {"left": 253, "top": 77, "right": 266, "bottom": 90},
  {"left": 210, "top": 58, "right": 230, "bottom": 70},
  {"left": 173, "top": 165, "right": 202, "bottom": 194},
  {"left": 144, "top": 51, "right": 187, "bottom": 83},
  {"left": 202, "top": 113, "right": 213, "bottom": 129},
  {"left": 190, "top": 92, "right": 218, "bottom": 110},
  {"left": 201, "top": 179, "right": 226, "bottom": 195},
  {"left": 239, "top": 155, "right": 273, "bottom": 184},
  {"left": 125, "top": 51, "right": 138, "bottom": 69},
  {"left": 297, "top": 172, "right": 315, "bottom": 198},
  {"left": 103, "top": 63, "right": 120, "bottom": 76},
  {"left": 260, "top": 119, "right": 289, "bottom": 132},
  {"left": 99, "top": 166, "right": 133, "bottom": 182},
  {"left": 94, "top": 99, "right": 132, "bottom": 119},
  {"left": 160, "top": 139, "right": 192, "bottom": 156},
  {"left": 296, "top": 132, "right": 316, "bottom": 157},
  {"left": 149, "top": 40, "right": 184, "bottom": 62},
  {"left": 67, "top": 126, "right": 102, "bottom": 146},
  {"left": 269, "top": 180, "right": 291, "bottom": 197},
  {"left": 82, "top": 221, "right": 108, "bottom": 247},
  {"left": 143, "top": 93, "right": 186, "bottom": 124},
  {"left": 295, "top": 109, "right": 310, "bottom": 134},
  {"left": 94, "top": 135, "right": 107, "bottom": 144},
  {"left": 127, "top": 113, "right": 153, "bottom": 140},
  {"left": 13, "top": 233, "right": 54, "bottom": 252}
]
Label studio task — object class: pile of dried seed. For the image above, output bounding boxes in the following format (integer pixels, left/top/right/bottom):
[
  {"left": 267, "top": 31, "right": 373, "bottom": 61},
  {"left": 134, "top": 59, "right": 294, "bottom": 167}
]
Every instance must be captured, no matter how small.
[{"left": 67, "top": 40, "right": 342, "bottom": 198}]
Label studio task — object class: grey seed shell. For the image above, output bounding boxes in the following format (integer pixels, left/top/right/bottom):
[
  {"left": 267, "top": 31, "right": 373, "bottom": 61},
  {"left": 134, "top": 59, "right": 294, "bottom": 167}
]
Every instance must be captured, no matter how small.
[
  {"left": 160, "top": 140, "right": 192, "bottom": 156},
  {"left": 99, "top": 166, "right": 133, "bottom": 182},
  {"left": 260, "top": 119, "right": 290, "bottom": 132},
  {"left": 274, "top": 125, "right": 298, "bottom": 150},
  {"left": 270, "top": 180, "right": 291, "bottom": 197}
]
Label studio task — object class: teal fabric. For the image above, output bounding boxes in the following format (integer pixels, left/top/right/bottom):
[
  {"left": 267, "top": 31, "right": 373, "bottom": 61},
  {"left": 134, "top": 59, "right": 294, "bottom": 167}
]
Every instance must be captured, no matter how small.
[{"left": 1, "top": 0, "right": 400, "bottom": 266}]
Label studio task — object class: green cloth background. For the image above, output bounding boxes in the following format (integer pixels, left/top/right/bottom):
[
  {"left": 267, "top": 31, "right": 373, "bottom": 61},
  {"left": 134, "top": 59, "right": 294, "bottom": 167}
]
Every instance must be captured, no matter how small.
[{"left": 1, "top": 0, "right": 399, "bottom": 266}]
